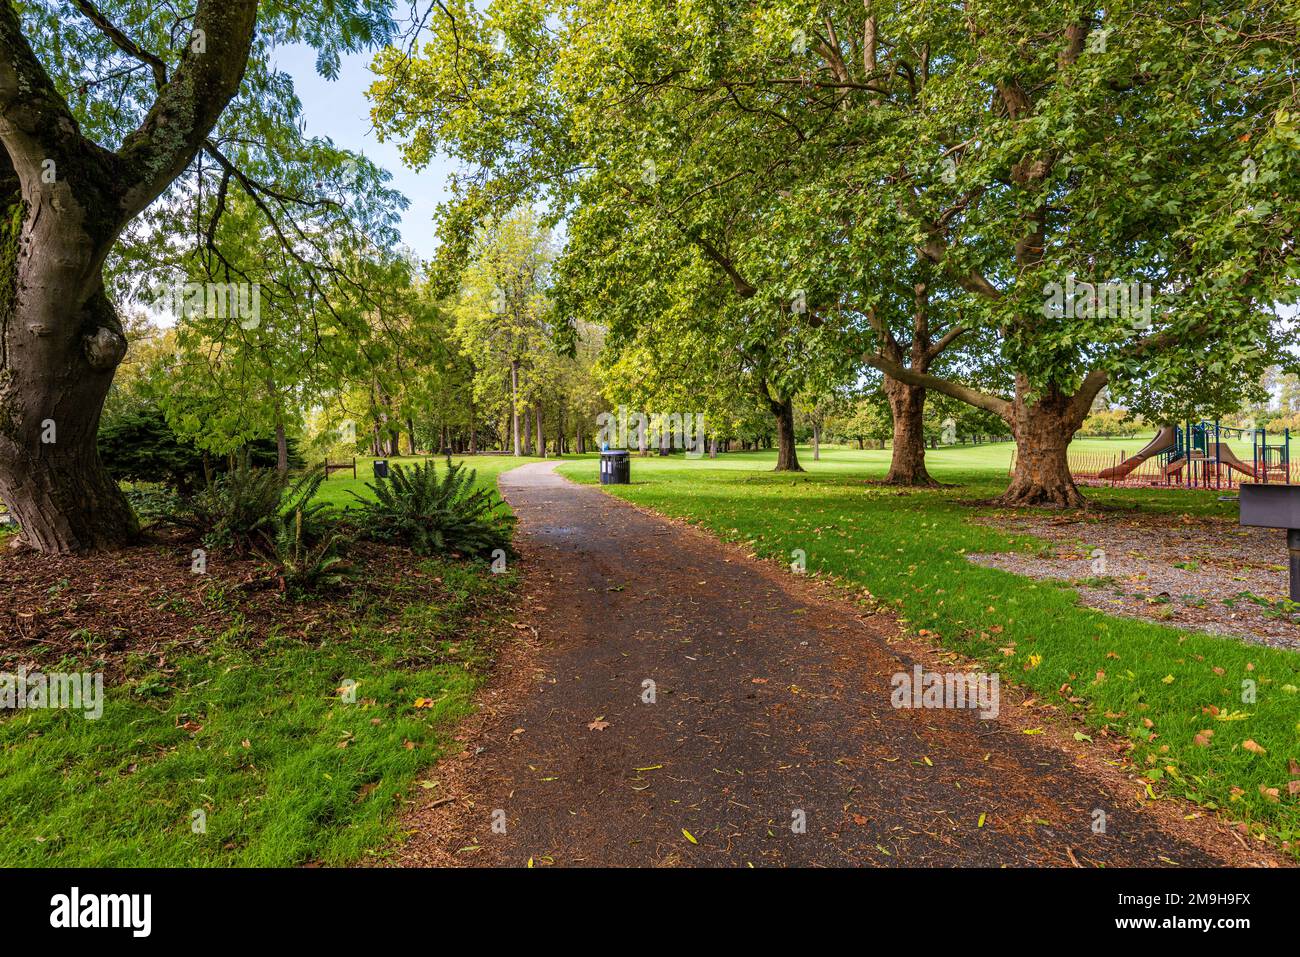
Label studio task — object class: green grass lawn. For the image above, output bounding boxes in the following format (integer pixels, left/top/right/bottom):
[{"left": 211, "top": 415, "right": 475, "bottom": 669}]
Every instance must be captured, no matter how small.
[
  {"left": 0, "top": 454, "right": 529, "bottom": 867},
  {"left": 311, "top": 453, "right": 525, "bottom": 512},
  {"left": 558, "top": 447, "right": 1300, "bottom": 850},
  {"left": 800, "top": 435, "right": 1262, "bottom": 473}
]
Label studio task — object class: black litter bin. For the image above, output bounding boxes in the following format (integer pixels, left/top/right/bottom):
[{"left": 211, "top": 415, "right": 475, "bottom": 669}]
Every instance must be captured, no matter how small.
[
  {"left": 600, "top": 449, "right": 630, "bottom": 485},
  {"left": 373, "top": 459, "right": 389, "bottom": 478}
]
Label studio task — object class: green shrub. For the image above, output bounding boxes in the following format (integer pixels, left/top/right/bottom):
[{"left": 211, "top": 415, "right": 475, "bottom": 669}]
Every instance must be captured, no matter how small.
[
  {"left": 174, "top": 460, "right": 326, "bottom": 555},
  {"left": 349, "top": 460, "right": 515, "bottom": 558},
  {"left": 122, "top": 483, "right": 184, "bottom": 526},
  {"left": 99, "top": 403, "right": 304, "bottom": 492},
  {"left": 261, "top": 507, "right": 353, "bottom": 599}
]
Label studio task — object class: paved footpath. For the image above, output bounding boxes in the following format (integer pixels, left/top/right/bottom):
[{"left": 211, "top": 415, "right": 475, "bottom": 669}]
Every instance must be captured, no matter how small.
[{"left": 396, "top": 461, "right": 1274, "bottom": 867}]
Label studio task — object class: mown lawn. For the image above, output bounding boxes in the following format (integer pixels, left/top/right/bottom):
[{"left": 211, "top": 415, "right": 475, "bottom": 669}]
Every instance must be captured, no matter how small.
[
  {"left": 0, "top": 455, "right": 526, "bottom": 866},
  {"left": 311, "top": 453, "right": 524, "bottom": 513},
  {"left": 558, "top": 447, "right": 1300, "bottom": 851}
]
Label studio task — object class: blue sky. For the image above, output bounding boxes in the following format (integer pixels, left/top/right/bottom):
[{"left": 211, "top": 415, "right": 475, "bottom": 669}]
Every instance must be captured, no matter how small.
[{"left": 273, "top": 43, "right": 455, "bottom": 262}]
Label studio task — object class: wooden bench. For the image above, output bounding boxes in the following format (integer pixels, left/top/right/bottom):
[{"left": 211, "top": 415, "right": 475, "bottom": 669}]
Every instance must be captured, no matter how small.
[{"left": 323, "top": 456, "right": 356, "bottom": 479}]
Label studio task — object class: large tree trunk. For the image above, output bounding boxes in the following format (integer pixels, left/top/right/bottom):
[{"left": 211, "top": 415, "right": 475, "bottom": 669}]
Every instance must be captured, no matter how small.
[
  {"left": 768, "top": 393, "right": 803, "bottom": 472},
  {"left": 999, "top": 380, "right": 1087, "bottom": 507},
  {"left": 883, "top": 376, "right": 936, "bottom": 486},
  {"left": 0, "top": 211, "right": 138, "bottom": 551},
  {"left": 0, "top": 0, "right": 259, "bottom": 553}
]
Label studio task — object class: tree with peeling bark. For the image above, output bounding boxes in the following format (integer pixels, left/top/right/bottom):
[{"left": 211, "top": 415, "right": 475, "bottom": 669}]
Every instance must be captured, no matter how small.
[
  {"left": 0, "top": 0, "right": 399, "bottom": 552},
  {"left": 372, "top": 0, "right": 1298, "bottom": 504},
  {"left": 810, "top": 0, "right": 1299, "bottom": 506}
]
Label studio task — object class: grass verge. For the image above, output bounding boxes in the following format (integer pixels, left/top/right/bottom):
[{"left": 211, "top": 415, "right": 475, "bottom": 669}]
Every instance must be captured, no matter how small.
[{"left": 0, "top": 458, "right": 527, "bottom": 866}]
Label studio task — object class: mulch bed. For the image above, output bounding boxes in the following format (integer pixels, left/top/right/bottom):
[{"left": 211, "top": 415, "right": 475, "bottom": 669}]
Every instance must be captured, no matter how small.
[
  {"left": 967, "top": 510, "right": 1300, "bottom": 649},
  {"left": 0, "top": 532, "right": 449, "bottom": 682}
]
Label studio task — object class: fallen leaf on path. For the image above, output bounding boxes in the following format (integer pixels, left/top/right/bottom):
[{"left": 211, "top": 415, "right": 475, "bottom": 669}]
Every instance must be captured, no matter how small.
[
  {"left": 682, "top": 828, "right": 698, "bottom": 845},
  {"left": 587, "top": 720, "right": 610, "bottom": 731}
]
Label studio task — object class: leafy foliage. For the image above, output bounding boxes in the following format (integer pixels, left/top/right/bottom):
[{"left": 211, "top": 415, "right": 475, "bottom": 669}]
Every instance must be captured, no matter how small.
[
  {"left": 174, "top": 461, "right": 327, "bottom": 555},
  {"left": 262, "top": 506, "right": 353, "bottom": 599},
  {"left": 100, "top": 403, "right": 303, "bottom": 493},
  {"left": 121, "top": 484, "right": 185, "bottom": 527},
  {"left": 349, "top": 461, "right": 515, "bottom": 558}
]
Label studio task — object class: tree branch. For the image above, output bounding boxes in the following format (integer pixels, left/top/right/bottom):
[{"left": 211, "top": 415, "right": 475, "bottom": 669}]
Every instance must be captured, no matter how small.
[
  {"left": 926, "top": 324, "right": 968, "bottom": 362},
  {"left": 0, "top": 2, "right": 97, "bottom": 181},
  {"left": 73, "top": 0, "right": 168, "bottom": 90},
  {"left": 116, "top": 0, "right": 259, "bottom": 221},
  {"left": 1068, "top": 368, "right": 1110, "bottom": 421},
  {"left": 864, "top": 351, "right": 1011, "bottom": 419}
]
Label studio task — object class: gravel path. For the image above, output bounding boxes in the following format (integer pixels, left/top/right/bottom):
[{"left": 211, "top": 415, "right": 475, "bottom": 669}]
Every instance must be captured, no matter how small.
[{"left": 392, "top": 463, "right": 1280, "bottom": 867}]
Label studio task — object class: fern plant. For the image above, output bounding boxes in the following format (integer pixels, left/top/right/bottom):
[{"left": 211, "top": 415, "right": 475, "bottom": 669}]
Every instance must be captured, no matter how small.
[
  {"left": 173, "top": 460, "right": 330, "bottom": 555},
  {"left": 349, "top": 460, "right": 516, "bottom": 558},
  {"left": 262, "top": 506, "right": 353, "bottom": 599}
]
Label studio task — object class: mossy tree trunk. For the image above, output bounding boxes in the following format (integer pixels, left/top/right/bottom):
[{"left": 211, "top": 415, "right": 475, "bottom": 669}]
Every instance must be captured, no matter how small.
[{"left": 0, "top": 0, "right": 258, "bottom": 552}]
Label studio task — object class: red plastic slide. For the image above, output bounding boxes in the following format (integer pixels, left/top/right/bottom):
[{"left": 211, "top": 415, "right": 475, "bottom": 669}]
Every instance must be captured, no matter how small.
[{"left": 1097, "top": 426, "right": 1179, "bottom": 480}]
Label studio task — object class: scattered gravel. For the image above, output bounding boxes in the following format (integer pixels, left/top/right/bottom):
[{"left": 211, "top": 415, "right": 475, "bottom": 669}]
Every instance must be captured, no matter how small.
[{"left": 966, "top": 510, "right": 1300, "bottom": 650}]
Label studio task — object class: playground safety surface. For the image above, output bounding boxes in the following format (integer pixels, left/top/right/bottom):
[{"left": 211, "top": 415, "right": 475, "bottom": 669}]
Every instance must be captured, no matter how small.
[{"left": 968, "top": 512, "right": 1300, "bottom": 650}]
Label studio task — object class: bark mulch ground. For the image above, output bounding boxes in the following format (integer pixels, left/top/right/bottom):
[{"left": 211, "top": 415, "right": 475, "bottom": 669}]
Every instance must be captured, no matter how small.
[
  {"left": 966, "top": 511, "right": 1300, "bottom": 650},
  {"left": 0, "top": 534, "right": 453, "bottom": 682},
  {"left": 390, "top": 462, "right": 1286, "bottom": 868}
]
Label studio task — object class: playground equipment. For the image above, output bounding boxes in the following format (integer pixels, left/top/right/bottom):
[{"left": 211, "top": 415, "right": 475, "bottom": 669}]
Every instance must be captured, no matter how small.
[
  {"left": 1074, "top": 420, "right": 1291, "bottom": 489},
  {"left": 1096, "top": 426, "right": 1177, "bottom": 480}
]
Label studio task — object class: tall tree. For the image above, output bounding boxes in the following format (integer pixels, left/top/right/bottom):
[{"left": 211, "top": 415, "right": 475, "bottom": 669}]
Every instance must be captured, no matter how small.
[
  {"left": 0, "top": 0, "right": 396, "bottom": 552},
  {"left": 372, "top": 0, "right": 1298, "bottom": 505}
]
